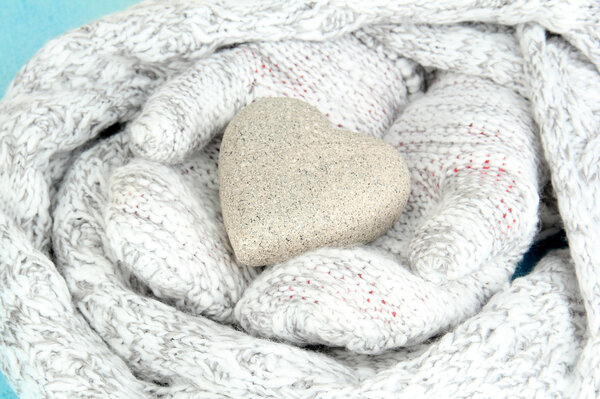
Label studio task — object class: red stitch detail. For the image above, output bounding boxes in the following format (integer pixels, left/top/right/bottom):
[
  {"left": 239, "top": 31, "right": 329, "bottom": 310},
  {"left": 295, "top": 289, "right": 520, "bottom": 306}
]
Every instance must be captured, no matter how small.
[
  {"left": 367, "top": 298, "right": 371, "bottom": 303},
  {"left": 454, "top": 168, "right": 459, "bottom": 173},
  {"left": 503, "top": 214, "right": 507, "bottom": 218},
  {"left": 358, "top": 273, "right": 363, "bottom": 278},
  {"left": 307, "top": 280, "right": 310, "bottom": 284},
  {"left": 483, "top": 166, "right": 489, "bottom": 170},
  {"left": 302, "top": 297, "right": 306, "bottom": 300},
  {"left": 369, "top": 291, "right": 373, "bottom": 294},
  {"left": 382, "top": 300, "right": 386, "bottom": 304},
  {"left": 282, "top": 80, "right": 287, "bottom": 84},
  {"left": 314, "top": 300, "right": 319, "bottom": 304},
  {"left": 485, "top": 160, "right": 490, "bottom": 163},
  {"left": 289, "top": 286, "right": 294, "bottom": 291},
  {"left": 261, "top": 64, "right": 265, "bottom": 69},
  {"left": 392, "top": 312, "right": 397, "bottom": 317},
  {"left": 469, "top": 123, "right": 473, "bottom": 127},
  {"left": 513, "top": 219, "right": 516, "bottom": 223},
  {"left": 290, "top": 295, "right": 293, "bottom": 299},
  {"left": 337, "top": 124, "right": 343, "bottom": 128}
]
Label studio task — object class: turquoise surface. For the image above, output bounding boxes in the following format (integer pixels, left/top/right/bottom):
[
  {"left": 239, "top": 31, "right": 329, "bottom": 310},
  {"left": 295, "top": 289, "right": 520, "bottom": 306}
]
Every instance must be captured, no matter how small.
[
  {"left": 0, "top": 0, "right": 139, "bottom": 96},
  {"left": 0, "top": 1, "right": 139, "bottom": 396}
]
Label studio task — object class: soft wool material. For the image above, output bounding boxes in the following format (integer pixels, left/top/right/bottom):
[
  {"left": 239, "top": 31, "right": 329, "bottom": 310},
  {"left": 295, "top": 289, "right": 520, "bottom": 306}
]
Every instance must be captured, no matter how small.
[{"left": 0, "top": 1, "right": 599, "bottom": 398}]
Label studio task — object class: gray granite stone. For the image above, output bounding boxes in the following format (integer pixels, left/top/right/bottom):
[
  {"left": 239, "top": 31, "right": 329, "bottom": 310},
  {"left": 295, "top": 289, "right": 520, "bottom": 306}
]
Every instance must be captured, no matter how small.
[{"left": 218, "top": 97, "right": 410, "bottom": 266}]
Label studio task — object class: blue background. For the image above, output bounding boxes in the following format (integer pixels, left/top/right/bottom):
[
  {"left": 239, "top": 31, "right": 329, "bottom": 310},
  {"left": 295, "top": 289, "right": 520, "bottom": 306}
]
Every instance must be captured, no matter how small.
[
  {"left": 0, "top": 0, "right": 139, "bottom": 97},
  {"left": 0, "top": 1, "right": 139, "bottom": 396}
]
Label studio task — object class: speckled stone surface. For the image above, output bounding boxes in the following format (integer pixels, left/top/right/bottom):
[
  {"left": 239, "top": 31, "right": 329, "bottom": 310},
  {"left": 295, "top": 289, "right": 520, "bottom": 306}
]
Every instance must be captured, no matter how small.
[{"left": 218, "top": 97, "right": 410, "bottom": 266}]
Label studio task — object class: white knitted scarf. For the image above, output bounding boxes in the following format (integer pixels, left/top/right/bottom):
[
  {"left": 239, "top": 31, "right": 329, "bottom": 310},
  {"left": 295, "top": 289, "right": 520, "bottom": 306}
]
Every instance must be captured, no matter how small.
[{"left": 1, "top": 1, "right": 599, "bottom": 398}]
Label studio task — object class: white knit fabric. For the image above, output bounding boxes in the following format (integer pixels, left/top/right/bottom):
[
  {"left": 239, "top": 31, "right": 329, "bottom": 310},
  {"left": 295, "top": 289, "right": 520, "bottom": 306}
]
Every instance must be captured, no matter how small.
[
  {"left": 236, "top": 71, "right": 543, "bottom": 353},
  {"left": 0, "top": 1, "right": 599, "bottom": 398}
]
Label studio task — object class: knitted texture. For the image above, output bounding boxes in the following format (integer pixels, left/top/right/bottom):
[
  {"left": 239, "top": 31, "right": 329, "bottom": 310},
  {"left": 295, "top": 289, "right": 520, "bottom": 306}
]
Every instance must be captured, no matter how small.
[
  {"left": 0, "top": 1, "right": 599, "bottom": 398},
  {"left": 235, "top": 71, "right": 543, "bottom": 353}
]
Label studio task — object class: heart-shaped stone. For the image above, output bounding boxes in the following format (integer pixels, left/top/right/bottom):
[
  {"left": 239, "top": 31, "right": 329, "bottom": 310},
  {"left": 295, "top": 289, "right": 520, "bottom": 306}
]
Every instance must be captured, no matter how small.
[{"left": 218, "top": 97, "right": 409, "bottom": 266}]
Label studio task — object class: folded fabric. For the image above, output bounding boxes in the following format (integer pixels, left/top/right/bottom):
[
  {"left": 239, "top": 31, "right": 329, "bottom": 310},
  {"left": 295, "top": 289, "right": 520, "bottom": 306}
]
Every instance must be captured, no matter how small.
[{"left": 0, "top": 1, "right": 599, "bottom": 398}]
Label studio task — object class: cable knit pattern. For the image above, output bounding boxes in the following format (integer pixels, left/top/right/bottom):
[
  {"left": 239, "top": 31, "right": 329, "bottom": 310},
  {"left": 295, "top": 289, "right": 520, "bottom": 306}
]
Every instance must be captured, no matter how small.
[{"left": 0, "top": 0, "right": 599, "bottom": 398}]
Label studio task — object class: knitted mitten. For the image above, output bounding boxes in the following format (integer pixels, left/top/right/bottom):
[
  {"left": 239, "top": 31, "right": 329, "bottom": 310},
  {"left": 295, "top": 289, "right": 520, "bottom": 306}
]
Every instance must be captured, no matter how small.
[
  {"left": 235, "top": 71, "right": 544, "bottom": 353},
  {"left": 128, "top": 34, "right": 423, "bottom": 164},
  {"left": 103, "top": 36, "right": 421, "bottom": 322}
]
